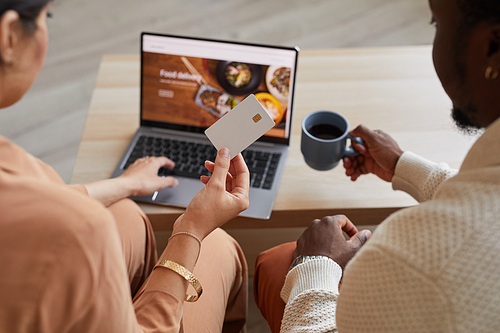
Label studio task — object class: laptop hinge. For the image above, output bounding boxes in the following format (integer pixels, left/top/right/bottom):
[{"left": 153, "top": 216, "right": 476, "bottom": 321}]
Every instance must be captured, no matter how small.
[
  {"left": 149, "top": 127, "right": 204, "bottom": 138},
  {"left": 252, "top": 141, "right": 276, "bottom": 148}
]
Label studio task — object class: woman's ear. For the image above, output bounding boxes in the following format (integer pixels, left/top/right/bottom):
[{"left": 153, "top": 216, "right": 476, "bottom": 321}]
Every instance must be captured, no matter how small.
[{"left": 0, "top": 10, "right": 21, "bottom": 65}]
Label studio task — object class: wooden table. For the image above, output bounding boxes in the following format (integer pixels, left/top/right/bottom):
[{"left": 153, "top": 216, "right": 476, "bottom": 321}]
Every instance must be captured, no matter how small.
[{"left": 71, "top": 46, "right": 474, "bottom": 230}]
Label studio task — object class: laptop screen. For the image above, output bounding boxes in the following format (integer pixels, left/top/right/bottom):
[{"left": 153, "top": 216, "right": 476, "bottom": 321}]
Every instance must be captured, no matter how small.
[{"left": 140, "top": 33, "right": 299, "bottom": 144}]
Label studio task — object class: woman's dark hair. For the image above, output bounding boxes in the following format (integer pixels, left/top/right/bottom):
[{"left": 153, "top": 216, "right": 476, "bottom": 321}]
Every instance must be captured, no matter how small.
[
  {"left": 457, "top": 0, "right": 500, "bottom": 31},
  {"left": 0, "top": 0, "right": 51, "bottom": 34}
]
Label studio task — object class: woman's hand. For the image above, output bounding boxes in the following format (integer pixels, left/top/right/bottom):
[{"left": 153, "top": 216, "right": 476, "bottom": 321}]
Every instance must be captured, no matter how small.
[
  {"left": 173, "top": 148, "right": 250, "bottom": 240},
  {"left": 84, "top": 156, "right": 178, "bottom": 206},
  {"left": 343, "top": 124, "right": 403, "bottom": 182},
  {"left": 119, "top": 156, "right": 178, "bottom": 196}
]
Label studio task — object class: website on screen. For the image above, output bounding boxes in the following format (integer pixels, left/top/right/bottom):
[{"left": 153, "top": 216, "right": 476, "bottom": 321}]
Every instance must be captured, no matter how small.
[{"left": 141, "top": 35, "right": 296, "bottom": 139}]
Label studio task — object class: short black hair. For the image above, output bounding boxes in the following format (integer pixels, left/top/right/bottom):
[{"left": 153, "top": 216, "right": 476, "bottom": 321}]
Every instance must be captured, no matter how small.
[
  {"left": 0, "top": 0, "right": 52, "bottom": 34},
  {"left": 457, "top": 0, "right": 500, "bottom": 30}
]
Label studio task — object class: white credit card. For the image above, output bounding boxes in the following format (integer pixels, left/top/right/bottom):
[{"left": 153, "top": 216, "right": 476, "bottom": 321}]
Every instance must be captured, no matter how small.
[{"left": 205, "top": 94, "right": 275, "bottom": 159}]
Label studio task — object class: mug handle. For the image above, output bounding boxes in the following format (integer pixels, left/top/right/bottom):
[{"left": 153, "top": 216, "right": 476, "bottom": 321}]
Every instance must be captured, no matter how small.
[{"left": 344, "top": 135, "right": 364, "bottom": 157}]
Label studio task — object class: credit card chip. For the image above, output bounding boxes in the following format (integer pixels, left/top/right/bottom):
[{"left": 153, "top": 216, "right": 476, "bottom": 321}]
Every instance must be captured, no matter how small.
[{"left": 253, "top": 113, "right": 262, "bottom": 123}]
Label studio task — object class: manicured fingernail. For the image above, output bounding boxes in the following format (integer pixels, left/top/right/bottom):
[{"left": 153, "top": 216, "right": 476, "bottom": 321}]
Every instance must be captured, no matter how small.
[{"left": 219, "top": 148, "right": 230, "bottom": 158}]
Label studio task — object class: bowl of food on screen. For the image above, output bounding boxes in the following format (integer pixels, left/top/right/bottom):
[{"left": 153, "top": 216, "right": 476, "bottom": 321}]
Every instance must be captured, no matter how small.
[
  {"left": 216, "top": 61, "right": 263, "bottom": 95},
  {"left": 266, "top": 66, "right": 291, "bottom": 103},
  {"left": 195, "top": 84, "right": 238, "bottom": 117},
  {"left": 255, "top": 92, "right": 284, "bottom": 125}
]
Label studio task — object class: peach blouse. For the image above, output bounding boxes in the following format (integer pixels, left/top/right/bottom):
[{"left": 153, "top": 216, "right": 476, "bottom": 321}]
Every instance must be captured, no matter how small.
[{"left": 0, "top": 136, "right": 182, "bottom": 332}]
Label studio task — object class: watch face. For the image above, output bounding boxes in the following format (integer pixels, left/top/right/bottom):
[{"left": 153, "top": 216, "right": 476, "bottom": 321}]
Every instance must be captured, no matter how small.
[
  {"left": 290, "top": 255, "right": 310, "bottom": 271},
  {"left": 293, "top": 255, "right": 306, "bottom": 265}
]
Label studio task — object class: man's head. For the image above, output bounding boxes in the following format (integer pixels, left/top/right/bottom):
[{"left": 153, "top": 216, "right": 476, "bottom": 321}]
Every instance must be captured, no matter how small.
[
  {"left": 429, "top": 0, "right": 500, "bottom": 133},
  {"left": 456, "top": 1, "right": 500, "bottom": 33}
]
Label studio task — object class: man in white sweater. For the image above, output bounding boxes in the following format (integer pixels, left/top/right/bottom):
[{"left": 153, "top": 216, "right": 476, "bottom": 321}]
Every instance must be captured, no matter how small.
[{"left": 254, "top": 0, "right": 500, "bottom": 331}]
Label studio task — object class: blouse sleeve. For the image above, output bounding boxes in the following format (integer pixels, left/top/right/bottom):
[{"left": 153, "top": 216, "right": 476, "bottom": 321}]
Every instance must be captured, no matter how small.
[
  {"left": 67, "top": 184, "right": 89, "bottom": 196},
  {"left": 35, "top": 201, "right": 142, "bottom": 333}
]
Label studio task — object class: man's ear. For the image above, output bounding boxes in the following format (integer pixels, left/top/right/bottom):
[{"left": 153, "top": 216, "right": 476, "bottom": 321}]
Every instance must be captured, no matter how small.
[
  {"left": 0, "top": 10, "right": 21, "bottom": 65},
  {"left": 487, "top": 25, "right": 500, "bottom": 67}
]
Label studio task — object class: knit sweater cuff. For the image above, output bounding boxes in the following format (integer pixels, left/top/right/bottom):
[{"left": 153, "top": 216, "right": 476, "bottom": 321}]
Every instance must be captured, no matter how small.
[
  {"left": 280, "top": 258, "right": 342, "bottom": 304},
  {"left": 392, "top": 151, "right": 440, "bottom": 202}
]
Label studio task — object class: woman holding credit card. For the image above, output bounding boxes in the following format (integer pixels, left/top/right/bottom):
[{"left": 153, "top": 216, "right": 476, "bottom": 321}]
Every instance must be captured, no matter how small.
[{"left": 0, "top": 1, "right": 250, "bottom": 332}]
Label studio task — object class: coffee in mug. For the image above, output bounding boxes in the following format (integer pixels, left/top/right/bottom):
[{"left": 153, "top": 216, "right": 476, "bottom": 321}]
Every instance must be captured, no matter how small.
[
  {"left": 307, "top": 123, "right": 344, "bottom": 140},
  {"left": 301, "top": 110, "right": 363, "bottom": 171}
]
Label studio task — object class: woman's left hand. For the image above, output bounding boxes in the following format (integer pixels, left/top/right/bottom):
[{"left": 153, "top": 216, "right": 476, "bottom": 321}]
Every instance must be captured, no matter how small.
[{"left": 119, "top": 156, "right": 179, "bottom": 196}]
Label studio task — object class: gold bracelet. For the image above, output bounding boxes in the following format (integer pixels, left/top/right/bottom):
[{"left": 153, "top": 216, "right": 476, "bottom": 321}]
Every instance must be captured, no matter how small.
[
  {"left": 169, "top": 232, "right": 202, "bottom": 263},
  {"left": 154, "top": 260, "right": 203, "bottom": 302}
]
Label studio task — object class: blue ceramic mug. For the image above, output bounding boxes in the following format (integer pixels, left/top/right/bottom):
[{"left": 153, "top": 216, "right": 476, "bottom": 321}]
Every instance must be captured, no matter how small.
[{"left": 301, "top": 111, "right": 363, "bottom": 171}]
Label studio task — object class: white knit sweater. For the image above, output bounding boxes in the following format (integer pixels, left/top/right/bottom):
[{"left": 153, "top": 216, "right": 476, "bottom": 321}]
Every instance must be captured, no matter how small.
[{"left": 280, "top": 118, "right": 500, "bottom": 332}]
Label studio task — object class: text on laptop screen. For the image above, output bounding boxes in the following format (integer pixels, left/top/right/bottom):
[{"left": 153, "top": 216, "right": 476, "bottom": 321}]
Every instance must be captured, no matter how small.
[{"left": 141, "top": 34, "right": 298, "bottom": 139}]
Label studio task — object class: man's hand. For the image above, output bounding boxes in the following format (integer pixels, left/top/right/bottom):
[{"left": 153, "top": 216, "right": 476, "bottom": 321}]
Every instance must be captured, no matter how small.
[
  {"left": 294, "top": 215, "right": 371, "bottom": 271},
  {"left": 343, "top": 124, "right": 403, "bottom": 182}
]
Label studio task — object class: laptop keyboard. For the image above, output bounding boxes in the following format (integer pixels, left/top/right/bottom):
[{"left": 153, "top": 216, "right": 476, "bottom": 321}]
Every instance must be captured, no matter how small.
[{"left": 123, "top": 135, "right": 281, "bottom": 190}]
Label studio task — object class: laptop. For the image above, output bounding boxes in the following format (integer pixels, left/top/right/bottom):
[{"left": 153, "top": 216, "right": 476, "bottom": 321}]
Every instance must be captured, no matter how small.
[{"left": 111, "top": 32, "right": 299, "bottom": 219}]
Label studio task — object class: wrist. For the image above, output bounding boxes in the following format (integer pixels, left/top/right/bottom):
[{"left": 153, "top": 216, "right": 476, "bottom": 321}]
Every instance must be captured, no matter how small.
[
  {"left": 289, "top": 255, "right": 334, "bottom": 272},
  {"left": 116, "top": 174, "right": 138, "bottom": 197},
  {"left": 393, "top": 149, "right": 403, "bottom": 165},
  {"left": 173, "top": 213, "right": 207, "bottom": 241}
]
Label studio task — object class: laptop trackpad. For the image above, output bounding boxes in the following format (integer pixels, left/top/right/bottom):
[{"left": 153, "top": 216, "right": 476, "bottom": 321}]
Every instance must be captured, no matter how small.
[{"left": 153, "top": 177, "right": 205, "bottom": 207}]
